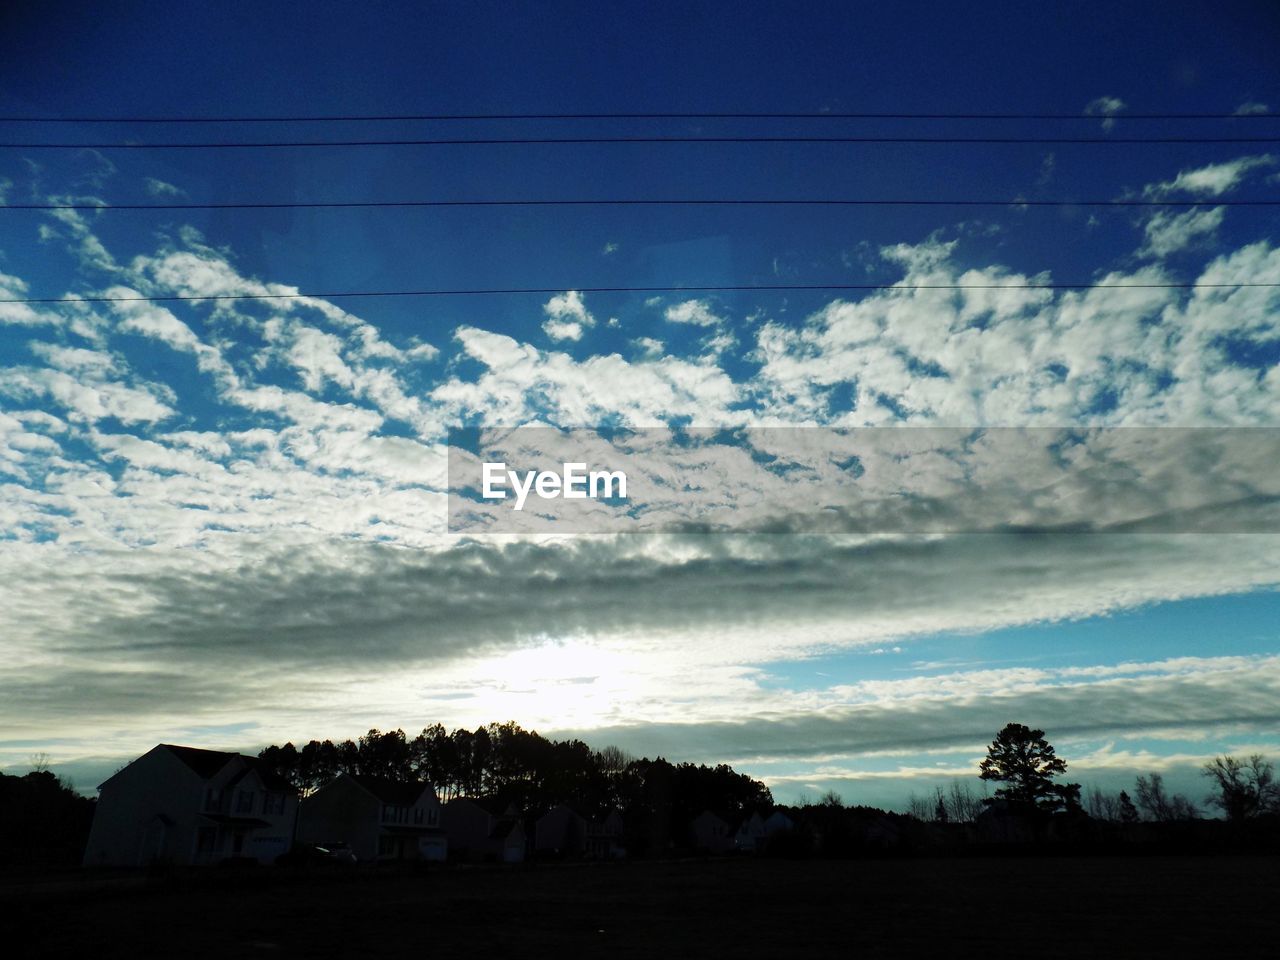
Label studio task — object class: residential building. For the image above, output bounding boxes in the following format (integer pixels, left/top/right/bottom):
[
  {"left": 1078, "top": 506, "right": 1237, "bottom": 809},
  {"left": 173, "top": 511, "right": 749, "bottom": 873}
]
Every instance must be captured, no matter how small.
[
  {"left": 82, "top": 744, "right": 297, "bottom": 867},
  {"left": 443, "top": 796, "right": 527, "bottom": 862},
  {"left": 534, "top": 803, "right": 625, "bottom": 859},
  {"left": 734, "top": 811, "right": 768, "bottom": 853},
  {"left": 689, "top": 810, "right": 733, "bottom": 854},
  {"left": 297, "top": 773, "right": 446, "bottom": 862}
]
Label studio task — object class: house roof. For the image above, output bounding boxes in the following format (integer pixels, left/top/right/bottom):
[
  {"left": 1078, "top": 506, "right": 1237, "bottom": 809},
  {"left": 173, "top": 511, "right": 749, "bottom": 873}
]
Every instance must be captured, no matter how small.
[
  {"left": 160, "top": 744, "right": 293, "bottom": 792},
  {"left": 447, "top": 794, "right": 513, "bottom": 816},
  {"left": 347, "top": 774, "right": 433, "bottom": 806},
  {"left": 489, "top": 819, "right": 523, "bottom": 840},
  {"left": 161, "top": 744, "right": 238, "bottom": 779},
  {"left": 226, "top": 760, "right": 293, "bottom": 794},
  {"left": 537, "top": 802, "right": 587, "bottom": 824}
]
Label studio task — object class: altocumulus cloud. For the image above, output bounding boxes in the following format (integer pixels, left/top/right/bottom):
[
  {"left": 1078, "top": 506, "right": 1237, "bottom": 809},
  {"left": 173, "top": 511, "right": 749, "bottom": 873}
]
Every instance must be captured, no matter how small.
[{"left": 2, "top": 155, "right": 1280, "bottom": 794}]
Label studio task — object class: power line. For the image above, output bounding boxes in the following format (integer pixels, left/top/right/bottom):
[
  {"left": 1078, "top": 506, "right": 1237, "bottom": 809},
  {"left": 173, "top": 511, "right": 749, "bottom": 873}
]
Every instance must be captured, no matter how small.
[
  {"left": 7, "top": 198, "right": 1280, "bottom": 212},
  {"left": 5, "top": 282, "right": 1277, "bottom": 306},
  {"left": 0, "top": 111, "right": 1275, "bottom": 123},
  {"left": 4, "top": 135, "right": 1280, "bottom": 150}
]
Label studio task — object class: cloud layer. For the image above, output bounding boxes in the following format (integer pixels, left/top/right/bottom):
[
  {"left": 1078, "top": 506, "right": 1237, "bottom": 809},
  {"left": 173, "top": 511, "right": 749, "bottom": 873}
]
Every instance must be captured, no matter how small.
[{"left": 2, "top": 154, "right": 1279, "bottom": 797}]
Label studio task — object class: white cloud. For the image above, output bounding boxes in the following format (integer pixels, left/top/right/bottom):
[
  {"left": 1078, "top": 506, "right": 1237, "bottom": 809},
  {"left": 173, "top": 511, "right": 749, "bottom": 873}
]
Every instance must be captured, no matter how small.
[
  {"left": 1234, "top": 101, "right": 1270, "bottom": 116},
  {"left": 0, "top": 366, "right": 173, "bottom": 424},
  {"left": 750, "top": 236, "right": 1280, "bottom": 427},
  {"left": 1085, "top": 95, "right": 1126, "bottom": 130},
  {"left": 433, "top": 327, "right": 743, "bottom": 428},
  {"left": 1144, "top": 154, "right": 1276, "bottom": 198},
  {"left": 5, "top": 160, "right": 1280, "bottom": 794},
  {"left": 542, "top": 318, "right": 585, "bottom": 341},
  {"left": 28, "top": 342, "right": 118, "bottom": 375},
  {"left": 1138, "top": 206, "right": 1226, "bottom": 258},
  {"left": 664, "top": 299, "right": 724, "bottom": 326},
  {"left": 702, "top": 330, "right": 737, "bottom": 357},
  {"left": 144, "top": 178, "right": 186, "bottom": 199},
  {"left": 633, "top": 336, "right": 665, "bottom": 358},
  {"left": 0, "top": 271, "right": 57, "bottom": 327},
  {"left": 542, "top": 290, "right": 594, "bottom": 341}
]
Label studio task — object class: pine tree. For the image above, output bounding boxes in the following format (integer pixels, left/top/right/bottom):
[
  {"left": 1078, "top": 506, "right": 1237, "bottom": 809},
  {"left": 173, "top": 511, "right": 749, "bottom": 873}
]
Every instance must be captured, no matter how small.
[{"left": 978, "top": 723, "right": 1080, "bottom": 812}]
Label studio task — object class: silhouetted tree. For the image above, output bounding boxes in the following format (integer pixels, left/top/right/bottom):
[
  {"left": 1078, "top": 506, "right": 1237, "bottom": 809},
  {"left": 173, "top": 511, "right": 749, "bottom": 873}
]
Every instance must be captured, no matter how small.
[
  {"left": 258, "top": 721, "right": 771, "bottom": 860},
  {"left": 355, "top": 728, "right": 413, "bottom": 780},
  {"left": 905, "top": 792, "right": 932, "bottom": 821},
  {"left": 946, "top": 780, "right": 983, "bottom": 823},
  {"left": 1117, "top": 790, "right": 1139, "bottom": 824},
  {"left": 0, "top": 768, "right": 95, "bottom": 867},
  {"left": 1201, "top": 754, "right": 1278, "bottom": 822},
  {"left": 1086, "top": 786, "right": 1121, "bottom": 821},
  {"left": 978, "top": 723, "right": 1080, "bottom": 812},
  {"left": 1133, "top": 772, "right": 1197, "bottom": 822}
]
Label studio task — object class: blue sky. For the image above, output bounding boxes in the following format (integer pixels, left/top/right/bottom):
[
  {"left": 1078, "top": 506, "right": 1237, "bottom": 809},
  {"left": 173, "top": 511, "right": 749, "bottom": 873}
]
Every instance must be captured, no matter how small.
[{"left": 1, "top": 2, "right": 1279, "bottom": 809}]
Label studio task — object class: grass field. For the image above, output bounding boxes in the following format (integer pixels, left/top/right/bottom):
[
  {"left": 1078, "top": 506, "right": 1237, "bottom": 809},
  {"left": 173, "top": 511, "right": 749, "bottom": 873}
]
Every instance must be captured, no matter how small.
[{"left": 7, "top": 856, "right": 1280, "bottom": 958}]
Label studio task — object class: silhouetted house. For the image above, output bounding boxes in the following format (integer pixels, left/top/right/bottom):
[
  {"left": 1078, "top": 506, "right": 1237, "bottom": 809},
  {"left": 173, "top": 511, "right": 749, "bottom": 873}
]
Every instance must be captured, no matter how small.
[
  {"left": 590, "top": 810, "right": 625, "bottom": 858},
  {"left": 974, "top": 801, "right": 1036, "bottom": 844},
  {"left": 444, "top": 796, "right": 527, "bottom": 862},
  {"left": 297, "top": 773, "right": 446, "bottom": 862},
  {"left": 83, "top": 744, "right": 297, "bottom": 867},
  {"left": 534, "top": 804, "right": 625, "bottom": 859},
  {"left": 764, "top": 810, "right": 795, "bottom": 836},
  {"left": 734, "top": 811, "right": 768, "bottom": 853},
  {"left": 689, "top": 810, "right": 733, "bottom": 854},
  {"left": 862, "top": 814, "right": 903, "bottom": 849}
]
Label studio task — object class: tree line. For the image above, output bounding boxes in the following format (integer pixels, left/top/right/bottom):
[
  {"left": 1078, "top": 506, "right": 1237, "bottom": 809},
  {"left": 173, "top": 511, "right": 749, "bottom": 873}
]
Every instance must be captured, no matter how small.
[
  {"left": 256, "top": 721, "right": 774, "bottom": 849},
  {"left": 0, "top": 760, "right": 96, "bottom": 870},
  {"left": 909, "top": 723, "right": 1279, "bottom": 828}
]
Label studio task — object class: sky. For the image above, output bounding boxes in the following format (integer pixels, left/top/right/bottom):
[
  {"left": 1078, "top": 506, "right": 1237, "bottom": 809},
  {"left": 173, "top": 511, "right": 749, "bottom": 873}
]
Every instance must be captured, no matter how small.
[{"left": 1, "top": 1, "right": 1279, "bottom": 809}]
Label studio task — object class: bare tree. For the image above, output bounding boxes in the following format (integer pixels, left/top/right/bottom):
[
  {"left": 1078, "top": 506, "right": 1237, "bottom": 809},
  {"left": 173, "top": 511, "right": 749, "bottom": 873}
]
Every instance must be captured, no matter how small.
[
  {"left": 946, "top": 780, "right": 983, "bottom": 823},
  {"left": 1201, "top": 754, "right": 1278, "bottom": 822},
  {"left": 819, "top": 789, "right": 844, "bottom": 809},
  {"left": 1134, "top": 772, "right": 1197, "bottom": 821},
  {"left": 906, "top": 792, "right": 932, "bottom": 820},
  {"left": 1086, "top": 785, "right": 1121, "bottom": 821},
  {"left": 595, "top": 744, "right": 633, "bottom": 777}
]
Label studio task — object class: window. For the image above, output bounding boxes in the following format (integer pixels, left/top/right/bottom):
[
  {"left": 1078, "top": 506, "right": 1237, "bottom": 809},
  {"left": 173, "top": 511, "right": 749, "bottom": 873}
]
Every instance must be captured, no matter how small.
[
  {"left": 235, "top": 790, "right": 254, "bottom": 814},
  {"left": 382, "top": 803, "right": 394, "bottom": 822},
  {"left": 427, "top": 808, "right": 438, "bottom": 826},
  {"left": 196, "top": 827, "right": 217, "bottom": 853},
  {"left": 413, "top": 807, "right": 424, "bottom": 824},
  {"left": 203, "top": 788, "right": 222, "bottom": 812},
  {"left": 377, "top": 835, "right": 397, "bottom": 857},
  {"left": 262, "top": 792, "right": 286, "bottom": 815}
]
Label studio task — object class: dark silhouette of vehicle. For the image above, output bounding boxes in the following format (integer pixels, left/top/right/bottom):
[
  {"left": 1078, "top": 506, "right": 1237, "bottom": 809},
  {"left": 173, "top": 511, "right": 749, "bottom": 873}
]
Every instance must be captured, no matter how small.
[{"left": 275, "top": 841, "right": 357, "bottom": 868}]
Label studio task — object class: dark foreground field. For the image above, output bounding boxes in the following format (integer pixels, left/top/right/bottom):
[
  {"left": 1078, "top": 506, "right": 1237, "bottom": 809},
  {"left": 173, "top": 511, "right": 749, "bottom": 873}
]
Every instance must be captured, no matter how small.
[{"left": 6, "top": 856, "right": 1280, "bottom": 958}]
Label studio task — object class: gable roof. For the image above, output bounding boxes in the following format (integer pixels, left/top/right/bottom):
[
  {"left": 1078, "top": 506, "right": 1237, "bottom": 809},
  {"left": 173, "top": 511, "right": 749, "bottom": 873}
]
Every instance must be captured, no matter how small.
[
  {"left": 489, "top": 819, "right": 524, "bottom": 840},
  {"left": 447, "top": 794, "right": 513, "bottom": 816},
  {"left": 537, "top": 802, "right": 588, "bottom": 824},
  {"left": 693, "top": 809, "right": 730, "bottom": 827},
  {"left": 97, "top": 743, "right": 293, "bottom": 793},
  {"left": 347, "top": 774, "right": 434, "bottom": 806},
  {"left": 161, "top": 744, "right": 238, "bottom": 779},
  {"left": 226, "top": 758, "right": 294, "bottom": 794},
  {"left": 161, "top": 744, "right": 292, "bottom": 792}
]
